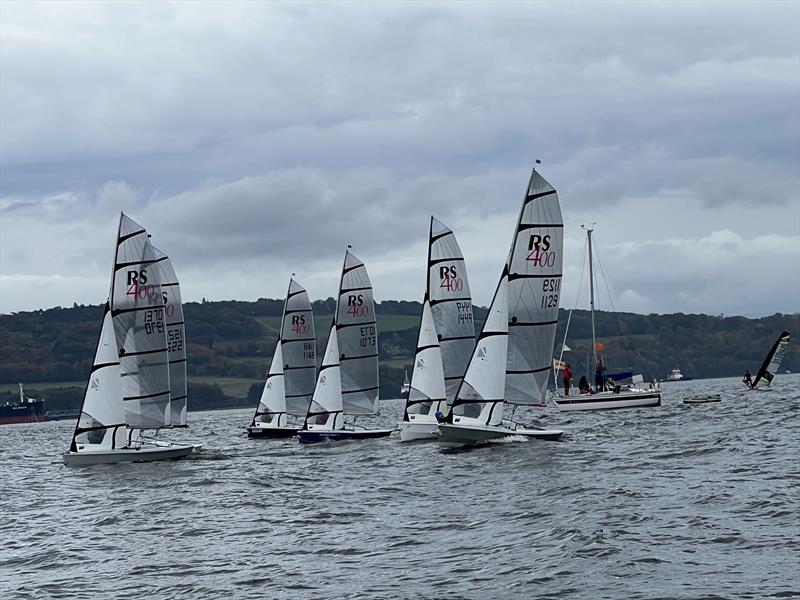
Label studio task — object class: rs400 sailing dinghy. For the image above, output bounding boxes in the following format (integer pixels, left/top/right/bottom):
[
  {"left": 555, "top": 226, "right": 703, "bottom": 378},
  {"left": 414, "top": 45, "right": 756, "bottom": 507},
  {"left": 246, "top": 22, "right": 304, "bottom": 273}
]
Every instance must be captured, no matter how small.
[
  {"left": 438, "top": 167, "right": 564, "bottom": 447},
  {"left": 247, "top": 278, "right": 316, "bottom": 438},
  {"left": 63, "top": 214, "right": 201, "bottom": 466},
  {"left": 399, "top": 217, "right": 476, "bottom": 442},
  {"left": 298, "top": 250, "right": 393, "bottom": 443}
]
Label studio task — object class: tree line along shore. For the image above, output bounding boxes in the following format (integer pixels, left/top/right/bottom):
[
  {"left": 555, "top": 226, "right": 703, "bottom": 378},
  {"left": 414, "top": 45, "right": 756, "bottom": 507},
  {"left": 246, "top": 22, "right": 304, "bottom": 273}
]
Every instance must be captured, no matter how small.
[{"left": 1, "top": 299, "right": 796, "bottom": 413}]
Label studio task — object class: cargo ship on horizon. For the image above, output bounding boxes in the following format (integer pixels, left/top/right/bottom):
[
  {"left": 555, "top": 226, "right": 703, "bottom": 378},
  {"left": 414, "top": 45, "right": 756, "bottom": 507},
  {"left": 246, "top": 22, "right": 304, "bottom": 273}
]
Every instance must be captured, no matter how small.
[{"left": 0, "top": 384, "right": 47, "bottom": 425}]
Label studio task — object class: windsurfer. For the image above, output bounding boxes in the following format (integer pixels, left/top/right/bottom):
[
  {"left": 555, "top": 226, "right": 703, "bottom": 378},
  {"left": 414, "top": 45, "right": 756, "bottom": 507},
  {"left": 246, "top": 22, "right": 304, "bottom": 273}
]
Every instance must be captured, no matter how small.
[{"left": 743, "top": 370, "right": 753, "bottom": 388}]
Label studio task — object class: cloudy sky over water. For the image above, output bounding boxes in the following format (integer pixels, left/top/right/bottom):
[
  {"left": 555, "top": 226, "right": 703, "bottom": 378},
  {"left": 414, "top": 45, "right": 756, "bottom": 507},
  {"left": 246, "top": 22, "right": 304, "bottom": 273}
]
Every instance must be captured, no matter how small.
[{"left": 1, "top": 1, "right": 798, "bottom": 316}]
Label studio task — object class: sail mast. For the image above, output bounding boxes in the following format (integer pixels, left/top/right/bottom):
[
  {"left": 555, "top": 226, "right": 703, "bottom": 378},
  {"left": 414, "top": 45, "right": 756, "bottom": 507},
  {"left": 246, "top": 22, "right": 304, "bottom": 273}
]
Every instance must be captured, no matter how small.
[{"left": 586, "top": 225, "right": 598, "bottom": 370}]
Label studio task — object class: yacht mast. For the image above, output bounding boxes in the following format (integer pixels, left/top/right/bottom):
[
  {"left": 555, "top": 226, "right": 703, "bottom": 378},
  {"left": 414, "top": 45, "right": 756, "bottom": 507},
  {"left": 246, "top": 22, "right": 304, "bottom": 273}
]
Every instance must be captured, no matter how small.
[{"left": 584, "top": 225, "right": 597, "bottom": 370}]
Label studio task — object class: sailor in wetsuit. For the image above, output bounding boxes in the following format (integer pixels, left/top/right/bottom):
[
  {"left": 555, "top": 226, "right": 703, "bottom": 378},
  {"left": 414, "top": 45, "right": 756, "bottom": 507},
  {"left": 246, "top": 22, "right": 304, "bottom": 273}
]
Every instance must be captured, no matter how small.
[{"left": 743, "top": 370, "right": 753, "bottom": 388}]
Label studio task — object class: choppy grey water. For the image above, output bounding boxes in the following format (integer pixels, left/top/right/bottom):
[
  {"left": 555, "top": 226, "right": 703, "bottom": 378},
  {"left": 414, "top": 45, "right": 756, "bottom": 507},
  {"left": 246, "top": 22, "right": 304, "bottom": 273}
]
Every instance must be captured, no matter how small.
[{"left": 1, "top": 376, "right": 798, "bottom": 599}]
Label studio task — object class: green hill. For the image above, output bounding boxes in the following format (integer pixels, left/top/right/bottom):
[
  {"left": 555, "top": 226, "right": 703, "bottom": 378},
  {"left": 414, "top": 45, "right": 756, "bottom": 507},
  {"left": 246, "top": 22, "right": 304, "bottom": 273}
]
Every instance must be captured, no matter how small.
[{"left": 0, "top": 298, "right": 796, "bottom": 413}]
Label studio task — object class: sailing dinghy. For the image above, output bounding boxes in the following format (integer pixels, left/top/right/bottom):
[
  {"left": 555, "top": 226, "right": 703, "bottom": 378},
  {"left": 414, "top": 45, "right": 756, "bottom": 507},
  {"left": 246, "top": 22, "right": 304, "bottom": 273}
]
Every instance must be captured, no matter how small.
[
  {"left": 552, "top": 225, "right": 661, "bottom": 411},
  {"left": 748, "top": 331, "right": 790, "bottom": 390},
  {"left": 63, "top": 214, "right": 200, "bottom": 466},
  {"left": 399, "top": 217, "right": 476, "bottom": 442},
  {"left": 438, "top": 167, "right": 565, "bottom": 447},
  {"left": 247, "top": 278, "right": 316, "bottom": 437},
  {"left": 298, "top": 250, "right": 393, "bottom": 443}
]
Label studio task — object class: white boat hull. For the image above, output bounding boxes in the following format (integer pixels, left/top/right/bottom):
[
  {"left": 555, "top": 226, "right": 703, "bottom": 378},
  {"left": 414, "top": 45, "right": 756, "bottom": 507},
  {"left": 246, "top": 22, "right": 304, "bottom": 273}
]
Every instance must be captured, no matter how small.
[
  {"left": 553, "top": 390, "right": 661, "bottom": 411},
  {"left": 438, "top": 423, "right": 563, "bottom": 448},
  {"left": 398, "top": 418, "right": 440, "bottom": 442},
  {"left": 62, "top": 443, "right": 199, "bottom": 466}
]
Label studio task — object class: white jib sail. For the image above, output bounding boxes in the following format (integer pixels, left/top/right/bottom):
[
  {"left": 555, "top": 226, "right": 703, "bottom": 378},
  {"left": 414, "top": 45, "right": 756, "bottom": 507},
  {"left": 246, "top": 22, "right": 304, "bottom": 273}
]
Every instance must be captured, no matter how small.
[
  {"left": 254, "top": 343, "right": 286, "bottom": 424},
  {"left": 428, "top": 217, "right": 475, "bottom": 403},
  {"left": 281, "top": 279, "right": 317, "bottom": 416},
  {"left": 451, "top": 268, "right": 509, "bottom": 427},
  {"left": 111, "top": 214, "right": 171, "bottom": 429},
  {"left": 305, "top": 323, "right": 344, "bottom": 430},
  {"left": 405, "top": 299, "right": 446, "bottom": 418},
  {"left": 72, "top": 304, "right": 127, "bottom": 450},
  {"left": 506, "top": 168, "right": 564, "bottom": 405},
  {"left": 336, "top": 250, "right": 379, "bottom": 415},
  {"left": 153, "top": 247, "right": 187, "bottom": 427}
]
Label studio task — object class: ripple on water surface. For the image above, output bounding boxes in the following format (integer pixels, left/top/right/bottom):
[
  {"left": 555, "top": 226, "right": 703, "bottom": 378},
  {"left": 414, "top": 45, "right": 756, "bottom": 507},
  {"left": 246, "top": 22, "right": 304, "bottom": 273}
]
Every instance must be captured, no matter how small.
[{"left": 1, "top": 376, "right": 798, "bottom": 599}]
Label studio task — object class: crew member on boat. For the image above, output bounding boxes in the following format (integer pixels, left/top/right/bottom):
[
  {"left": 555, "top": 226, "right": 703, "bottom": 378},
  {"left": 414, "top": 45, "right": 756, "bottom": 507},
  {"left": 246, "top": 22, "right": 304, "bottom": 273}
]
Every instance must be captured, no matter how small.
[
  {"left": 578, "top": 375, "right": 591, "bottom": 395},
  {"left": 562, "top": 363, "right": 572, "bottom": 397},
  {"left": 595, "top": 359, "right": 607, "bottom": 392}
]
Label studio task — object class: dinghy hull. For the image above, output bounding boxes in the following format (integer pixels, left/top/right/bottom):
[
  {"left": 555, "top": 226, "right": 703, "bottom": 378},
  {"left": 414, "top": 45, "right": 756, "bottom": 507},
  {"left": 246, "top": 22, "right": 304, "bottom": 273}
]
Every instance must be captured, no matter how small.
[
  {"left": 553, "top": 391, "right": 661, "bottom": 411},
  {"left": 437, "top": 423, "right": 563, "bottom": 447},
  {"left": 398, "top": 419, "right": 440, "bottom": 442},
  {"left": 297, "top": 428, "right": 394, "bottom": 444},
  {"left": 246, "top": 425, "right": 299, "bottom": 438},
  {"left": 62, "top": 444, "right": 198, "bottom": 466}
]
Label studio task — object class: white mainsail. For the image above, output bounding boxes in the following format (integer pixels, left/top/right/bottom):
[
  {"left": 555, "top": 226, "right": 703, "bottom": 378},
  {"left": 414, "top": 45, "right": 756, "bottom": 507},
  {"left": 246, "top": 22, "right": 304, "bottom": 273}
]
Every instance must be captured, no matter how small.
[
  {"left": 71, "top": 304, "right": 127, "bottom": 450},
  {"left": 153, "top": 247, "right": 187, "bottom": 427},
  {"left": 506, "top": 168, "right": 564, "bottom": 406},
  {"left": 281, "top": 279, "right": 317, "bottom": 416},
  {"left": 304, "top": 323, "right": 344, "bottom": 430},
  {"left": 111, "top": 214, "right": 171, "bottom": 429},
  {"left": 450, "top": 267, "right": 509, "bottom": 426},
  {"left": 253, "top": 343, "right": 286, "bottom": 423},
  {"left": 404, "top": 298, "right": 447, "bottom": 419},
  {"left": 428, "top": 217, "right": 475, "bottom": 403},
  {"left": 336, "top": 250, "right": 379, "bottom": 414}
]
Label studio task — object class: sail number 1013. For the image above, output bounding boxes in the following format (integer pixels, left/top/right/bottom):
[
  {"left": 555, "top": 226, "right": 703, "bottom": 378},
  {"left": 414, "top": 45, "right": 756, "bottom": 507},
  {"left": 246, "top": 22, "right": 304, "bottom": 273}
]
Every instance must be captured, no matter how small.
[{"left": 541, "top": 278, "right": 560, "bottom": 309}]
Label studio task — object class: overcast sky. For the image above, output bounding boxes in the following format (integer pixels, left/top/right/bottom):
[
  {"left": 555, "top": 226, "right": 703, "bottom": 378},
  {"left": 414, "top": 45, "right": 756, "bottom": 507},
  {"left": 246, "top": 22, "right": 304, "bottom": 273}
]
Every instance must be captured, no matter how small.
[{"left": 1, "top": 1, "right": 798, "bottom": 317}]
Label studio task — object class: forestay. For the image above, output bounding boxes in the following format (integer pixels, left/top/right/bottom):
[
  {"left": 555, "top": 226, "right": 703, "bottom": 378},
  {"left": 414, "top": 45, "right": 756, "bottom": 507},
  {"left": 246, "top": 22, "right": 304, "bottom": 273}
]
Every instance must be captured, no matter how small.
[
  {"left": 405, "top": 298, "right": 446, "bottom": 418},
  {"left": 305, "top": 324, "right": 343, "bottom": 429},
  {"left": 427, "top": 217, "right": 475, "bottom": 403},
  {"left": 71, "top": 304, "right": 127, "bottom": 450},
  {"left": 506, "top": 168, "right": 564, "bottom": 405},
  {"left": 153, "top": 247, "right": 187, "bottom": 427},
  {"left": 450, "top": 267, "right": 509, "bottom": 426},
  {"left": 111, "top": 214, "right": 171, "bottom": 429},
  {"left": 753, "top": 331, "right": 790, "bottom": 388},
  {"left": 336, "top": 251, "right": 379, "bottom": 414},
  {"left": 281, "top": 279, "right": 317, "bottom": 416}
]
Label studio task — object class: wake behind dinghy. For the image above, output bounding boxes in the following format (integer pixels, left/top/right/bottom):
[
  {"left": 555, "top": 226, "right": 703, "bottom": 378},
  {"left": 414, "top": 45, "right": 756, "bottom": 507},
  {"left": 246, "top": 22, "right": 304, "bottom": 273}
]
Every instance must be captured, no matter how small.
[{"left": 62, "top": 214, "right": 200, "bottom": 466}]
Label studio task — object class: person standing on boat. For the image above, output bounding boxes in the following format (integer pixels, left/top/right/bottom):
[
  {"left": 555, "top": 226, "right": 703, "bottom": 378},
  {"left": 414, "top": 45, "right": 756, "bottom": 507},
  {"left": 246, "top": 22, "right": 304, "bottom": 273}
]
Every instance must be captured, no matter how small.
[
  {"left": 743, "top": 370, "right": 753, "bottom": 388},
  {"left": 595, "top": 359, "right": 607, "bottom": 392},
  {"left": 562, "top": 363, "right": 572, "bottom": 397}
]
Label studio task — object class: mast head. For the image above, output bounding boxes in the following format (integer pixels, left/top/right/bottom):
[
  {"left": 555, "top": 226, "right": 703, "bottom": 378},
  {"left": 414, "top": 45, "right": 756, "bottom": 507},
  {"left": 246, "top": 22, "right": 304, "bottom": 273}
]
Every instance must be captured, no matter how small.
[{"left": 581, "top": 222, "right": 596, "bottom": 233}]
